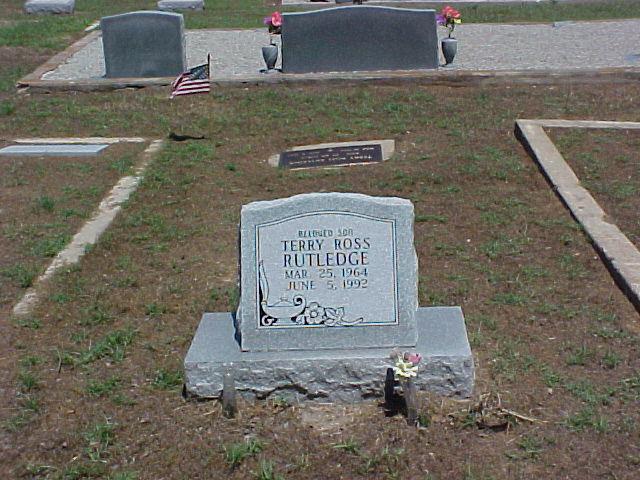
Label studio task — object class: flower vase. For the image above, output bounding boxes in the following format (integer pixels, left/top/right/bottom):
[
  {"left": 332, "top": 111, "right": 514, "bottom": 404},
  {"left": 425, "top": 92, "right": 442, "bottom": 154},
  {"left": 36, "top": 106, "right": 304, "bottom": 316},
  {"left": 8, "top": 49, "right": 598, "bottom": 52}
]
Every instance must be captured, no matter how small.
[
  {"left": 262, "top": 44, "right": 278, "bottom": 71},
  {"left": 441, "top": 37, "right": 458, "bottom": 66}
]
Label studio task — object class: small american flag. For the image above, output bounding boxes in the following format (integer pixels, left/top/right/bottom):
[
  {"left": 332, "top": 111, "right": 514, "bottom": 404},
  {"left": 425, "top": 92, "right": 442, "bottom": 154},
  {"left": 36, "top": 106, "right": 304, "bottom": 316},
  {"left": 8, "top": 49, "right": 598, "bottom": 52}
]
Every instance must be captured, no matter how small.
[{"left": 170, "top": 55, "right": 211, "bottom": 98}]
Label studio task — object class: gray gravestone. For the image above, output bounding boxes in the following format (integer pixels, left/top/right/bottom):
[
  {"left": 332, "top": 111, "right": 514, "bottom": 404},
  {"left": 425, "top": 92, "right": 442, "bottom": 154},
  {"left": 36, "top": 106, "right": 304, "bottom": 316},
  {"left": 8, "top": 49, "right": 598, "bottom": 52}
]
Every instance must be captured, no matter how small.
[
  {"left": 237, "top": 193, "right": 418, "bottom": 352},
  {"left": 24, "top": 0, "right": 74, "bottom": 14},
  {"left": 184, "top": 193, "right": 474, "bottom": 402},
  {"left": 100, "top": 11, "right": 186, "bottom": 78},
  {"left": 281, "top": 6, "right": 438, "bottom": 74}
]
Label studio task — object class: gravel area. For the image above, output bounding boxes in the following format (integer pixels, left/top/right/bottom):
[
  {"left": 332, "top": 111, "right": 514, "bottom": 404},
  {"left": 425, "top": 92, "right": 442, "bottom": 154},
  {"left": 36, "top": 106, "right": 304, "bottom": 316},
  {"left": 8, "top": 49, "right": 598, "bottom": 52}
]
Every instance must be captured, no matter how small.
[{"left": 42, "top": 20, "right": 640, "bottom": 81}]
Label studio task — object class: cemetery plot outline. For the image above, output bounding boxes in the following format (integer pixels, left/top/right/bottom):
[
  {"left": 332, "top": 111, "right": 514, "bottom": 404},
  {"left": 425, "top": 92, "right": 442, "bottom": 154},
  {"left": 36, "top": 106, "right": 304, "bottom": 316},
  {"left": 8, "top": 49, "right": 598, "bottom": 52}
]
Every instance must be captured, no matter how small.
[{"left": 255, "top": 211, "right": 400, "bottom": 329}]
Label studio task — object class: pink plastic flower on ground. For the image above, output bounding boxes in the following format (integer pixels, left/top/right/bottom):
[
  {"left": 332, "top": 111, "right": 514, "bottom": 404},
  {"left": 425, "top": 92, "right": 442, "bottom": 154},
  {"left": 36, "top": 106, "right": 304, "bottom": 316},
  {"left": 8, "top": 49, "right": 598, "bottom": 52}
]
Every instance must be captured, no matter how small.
[{"left": 404, "top": 352, "right": 423, "bottom": 365}]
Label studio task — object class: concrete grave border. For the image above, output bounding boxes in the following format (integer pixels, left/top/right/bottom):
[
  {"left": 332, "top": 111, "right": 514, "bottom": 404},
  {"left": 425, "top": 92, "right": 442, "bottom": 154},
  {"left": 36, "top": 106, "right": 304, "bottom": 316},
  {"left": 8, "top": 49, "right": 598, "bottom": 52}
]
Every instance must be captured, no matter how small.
[
  {"left": 16, "top": 30, "right": 640, "bottom": 92},
  {"left": 516, "top": 119, "right": 640, "bottom": 312},
  {"left": 11, "top": 137, "right": 164, "bottom": 317}
]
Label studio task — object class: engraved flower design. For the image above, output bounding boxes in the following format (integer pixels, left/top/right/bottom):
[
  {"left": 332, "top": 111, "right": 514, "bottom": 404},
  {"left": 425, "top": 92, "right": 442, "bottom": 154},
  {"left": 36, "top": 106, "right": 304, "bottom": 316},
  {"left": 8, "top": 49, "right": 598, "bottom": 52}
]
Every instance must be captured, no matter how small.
[{"left": 305, "top": 302, "right": 326, "bottom": 325}]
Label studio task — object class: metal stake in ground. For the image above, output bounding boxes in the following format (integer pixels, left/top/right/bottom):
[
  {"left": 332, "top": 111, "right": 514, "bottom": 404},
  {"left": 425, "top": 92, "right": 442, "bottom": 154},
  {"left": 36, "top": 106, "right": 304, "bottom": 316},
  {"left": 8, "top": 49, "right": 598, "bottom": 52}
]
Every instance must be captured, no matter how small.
[{"left": 222, "top": 370, "right": 237, "bottom": 419}]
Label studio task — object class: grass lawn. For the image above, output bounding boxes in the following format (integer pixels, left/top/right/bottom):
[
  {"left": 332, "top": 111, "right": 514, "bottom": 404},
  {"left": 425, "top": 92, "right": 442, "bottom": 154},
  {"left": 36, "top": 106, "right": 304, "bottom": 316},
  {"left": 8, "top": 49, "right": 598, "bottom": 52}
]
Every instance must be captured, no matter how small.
[
  {"left": 0, "top": 1, "right": 639, "bottom": 479},
  {"left": 549, "top": 128, "right": 640, "bottom": 252}
]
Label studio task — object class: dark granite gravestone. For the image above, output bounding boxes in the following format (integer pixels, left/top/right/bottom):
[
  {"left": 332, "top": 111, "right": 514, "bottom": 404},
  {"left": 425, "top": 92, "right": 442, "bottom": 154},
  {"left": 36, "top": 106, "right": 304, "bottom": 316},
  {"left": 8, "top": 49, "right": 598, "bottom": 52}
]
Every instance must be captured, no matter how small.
[
  {"left": 281, "top": 6, "right": 438, "bottom": 74},
  {"left": 100, "top": 11, "right": 186, "bottom": 78},
  {"left": 184, "top": 193, "right": 474, "bottom": 402}
]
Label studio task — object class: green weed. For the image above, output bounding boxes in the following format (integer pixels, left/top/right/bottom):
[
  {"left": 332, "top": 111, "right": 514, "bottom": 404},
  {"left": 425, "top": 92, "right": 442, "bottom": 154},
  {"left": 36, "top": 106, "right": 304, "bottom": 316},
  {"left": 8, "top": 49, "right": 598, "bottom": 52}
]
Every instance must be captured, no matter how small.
[
  {"left": 565, "top": 407, "right": 609, "bottom": 433},
  {"left": 86, "top": 376, "right": 121, "bottom": 398},
  {"left": 223, "top": 438, "right": 264, "bottom": 468},
  {"left": 2, "top": 263, "right": 38, "bottom": 288},
  {"left": 601, "top": 351, "right": 622, "bottom": 369},
  {"left": 539, "top": 364, "right": 562, "bottom": 388},
  {"left": 35, "top": 195, "right": 55, "bottom": 212},
  {"left": 18, "top": 371, "right": 39, "bottom": 392},
  {"left": 74, "top": 329, "right": 136, "bottom": 366},
  {"left": 254, "top": 460, "right": 285, "bottom": 480},
  {"left": 145, "top": 302, "right": 167, "bottom": 317},
  {"left": 152, "top": 369, "right": 183, "bottom": 390},
  {"left": 565, "top": 379, "right": 613, "bottom": 406},
  {"left": 566, "top": 344, "right": 594, "bottom": 366},
  {"left": 30, "top": 233, "right": 69, "bottom": 258},
  {"left": 14, "top": 317, "right": 42, "bottom": 329},
  {"left": 332, "top": 438, "right": 360, "bottom": 455},
  {"left": 80, "top": 302, "right": 112, "bottom": 326},
  {"left": 19, "top": 355, "right": 42, "bottom": 368},
  {"left": 84, "top": 421, "right": 116, "bottom": 462},
  {"left": 59, "top": 463, "right": 106, "bottom": 480}
]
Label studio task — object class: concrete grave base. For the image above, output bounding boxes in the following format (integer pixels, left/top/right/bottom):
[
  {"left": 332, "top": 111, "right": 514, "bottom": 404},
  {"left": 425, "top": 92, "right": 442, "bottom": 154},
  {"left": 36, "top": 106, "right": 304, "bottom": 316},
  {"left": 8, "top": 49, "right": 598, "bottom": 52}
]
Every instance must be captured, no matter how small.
[
  {"left": 157, "top": 0, "right": 204, "bottom": 11},
  {"left": 24, "top": 0, "right": 74, "bottom": 14},
  {"left": 184, "top": 307, "right": 474, "bottom": 402}
]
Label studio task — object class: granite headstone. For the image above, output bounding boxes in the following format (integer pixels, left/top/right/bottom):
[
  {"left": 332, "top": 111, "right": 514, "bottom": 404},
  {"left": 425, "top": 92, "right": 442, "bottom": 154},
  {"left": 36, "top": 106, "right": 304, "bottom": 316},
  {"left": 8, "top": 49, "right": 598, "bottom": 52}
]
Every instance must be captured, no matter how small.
[
  {"left": 100, "top": 11, "right": 186, "bottom": 78},
  {"left": 184, "top": 193, "right": 474, "bottom": 402},
  {"left": 237, "top": 193, "right": 418, "bottom": 352},
  {"left": 281, "top": 6, "right": 438, "bottom": 74}
]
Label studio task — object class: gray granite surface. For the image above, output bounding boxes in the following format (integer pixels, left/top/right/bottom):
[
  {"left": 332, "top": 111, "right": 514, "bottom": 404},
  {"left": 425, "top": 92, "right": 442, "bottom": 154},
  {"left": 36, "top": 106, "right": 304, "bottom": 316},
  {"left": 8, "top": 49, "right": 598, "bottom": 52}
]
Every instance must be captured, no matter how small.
[
  {"left": 184, "top": 307, "right": 474, "bottom": 402},
  {"left": 41, "top": 19, "right": 640, "bottom": 80},
  {"left": 157, "top": 0, "right": 204, "bottom": 11},
  {"left": 238, "top": 193, "right": 418, "bottom": 352},
  {"left": 100, "top": 11, "right": 186, "bottom": 78},
  {"left": 0, "top": 144, "right": 109, "bottom": 156},
  {"left": 281, "top": 6, "right": 438, "bottom": 73},
  {"left": 24, "top": 0, "right": 74, "bottom": 14}
]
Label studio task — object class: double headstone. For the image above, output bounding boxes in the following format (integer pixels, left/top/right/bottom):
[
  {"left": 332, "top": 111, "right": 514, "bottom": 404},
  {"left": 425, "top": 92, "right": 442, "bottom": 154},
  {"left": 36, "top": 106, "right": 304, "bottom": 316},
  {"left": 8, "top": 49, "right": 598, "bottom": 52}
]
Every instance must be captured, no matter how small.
[
  {"left": 281, "top": 6, "right": 438, "bottom": 74},
  {"left": 100, "top": 11, "right": 186, "bottom": 78},
  {"left": 184, "top": 193, "right": 474, "bottom": 402}
]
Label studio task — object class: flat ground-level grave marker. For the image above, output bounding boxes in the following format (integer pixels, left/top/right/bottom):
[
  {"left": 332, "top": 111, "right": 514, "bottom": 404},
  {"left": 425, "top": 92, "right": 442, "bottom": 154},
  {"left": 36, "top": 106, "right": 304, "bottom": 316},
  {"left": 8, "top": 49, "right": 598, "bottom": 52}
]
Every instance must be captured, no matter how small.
[
  {"left": 10, "top": 137, "right": 164, "bottom": 317},
  {"left": 268, "top": 140, "right": 395, "bottom": 169},
  {"left": 185, "top": 192, "right": 474, "bottom": 402},
  {"left": 0, "top": 144, "right": 109, "bottom": 156},
  {"left": 516, "top": 119, "right": 640, "bottom": 312}
]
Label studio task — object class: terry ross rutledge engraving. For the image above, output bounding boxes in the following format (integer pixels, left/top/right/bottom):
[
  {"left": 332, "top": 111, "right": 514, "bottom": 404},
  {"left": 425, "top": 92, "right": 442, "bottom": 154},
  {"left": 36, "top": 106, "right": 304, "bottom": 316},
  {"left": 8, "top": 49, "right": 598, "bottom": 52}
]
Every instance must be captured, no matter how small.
[
  {"left": 282, "top": 237, "right": 370, "bottom": 268},
  {"left": 256, "top": 214, "right": 399, "bottom": 329}
]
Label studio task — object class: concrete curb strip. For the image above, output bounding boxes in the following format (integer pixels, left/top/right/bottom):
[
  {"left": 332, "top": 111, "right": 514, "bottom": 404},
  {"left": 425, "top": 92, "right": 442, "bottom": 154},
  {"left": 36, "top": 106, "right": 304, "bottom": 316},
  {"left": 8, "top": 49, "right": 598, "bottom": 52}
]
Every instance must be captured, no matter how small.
[
  {"left": 12, "top": 138, "right": 164, "bottom": 317},
  {"left": 515, "top": 119, "right": 640, "bottom": 312}
]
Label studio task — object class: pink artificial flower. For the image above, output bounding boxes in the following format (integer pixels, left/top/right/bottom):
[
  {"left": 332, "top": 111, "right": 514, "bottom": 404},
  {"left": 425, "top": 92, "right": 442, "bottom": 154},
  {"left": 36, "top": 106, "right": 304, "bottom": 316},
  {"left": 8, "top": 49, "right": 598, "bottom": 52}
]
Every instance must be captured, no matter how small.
[
  {"left": 270, "top": 11, "right": 282, "bottom": 27},
  {"left": 404, "top": 352, "right": 423, "bottom": 365}
]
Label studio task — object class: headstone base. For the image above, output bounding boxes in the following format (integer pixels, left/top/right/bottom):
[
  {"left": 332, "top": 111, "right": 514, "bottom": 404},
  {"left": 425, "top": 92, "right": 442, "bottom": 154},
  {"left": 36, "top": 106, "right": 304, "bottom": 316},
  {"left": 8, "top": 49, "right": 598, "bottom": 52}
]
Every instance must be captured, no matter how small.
[
  {"left": 157, "top": 0, "right": 204, "bottom": 11},
  {"left": 184, "top": 307, "right": 474, "bottom": 402}
]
